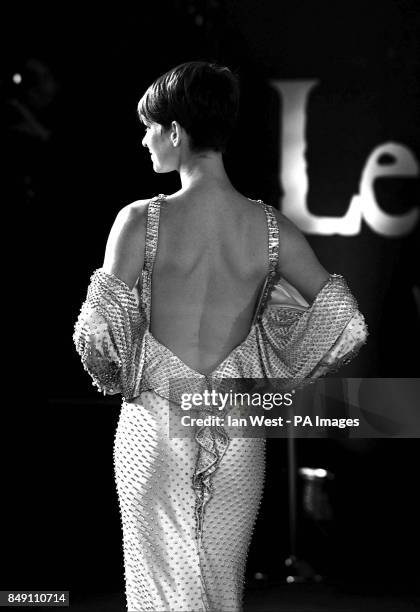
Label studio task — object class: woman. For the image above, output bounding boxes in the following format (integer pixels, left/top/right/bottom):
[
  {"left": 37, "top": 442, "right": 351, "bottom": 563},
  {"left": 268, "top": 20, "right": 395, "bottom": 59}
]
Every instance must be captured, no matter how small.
[{"left": 74, "top": 61, "right": 368, "bottom": 611}]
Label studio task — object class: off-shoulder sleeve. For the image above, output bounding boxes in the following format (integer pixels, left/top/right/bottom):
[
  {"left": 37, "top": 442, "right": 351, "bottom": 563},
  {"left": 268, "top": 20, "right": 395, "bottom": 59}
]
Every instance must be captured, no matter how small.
[
  {"left": 258, "top": 274, "right": 368, "bottom": 380},
  {"left": 309, "top": 309, "right": 368, "bottom": 377},
  {"left": 73, "top": 268, "right": 146, "bottom": 397}
]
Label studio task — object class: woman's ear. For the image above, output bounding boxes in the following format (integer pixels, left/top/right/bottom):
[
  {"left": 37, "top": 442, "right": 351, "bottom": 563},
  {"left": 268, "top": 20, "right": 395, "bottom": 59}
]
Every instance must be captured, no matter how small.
[{"left": 170, "top": 121, "right": 181, "bottom": 147}]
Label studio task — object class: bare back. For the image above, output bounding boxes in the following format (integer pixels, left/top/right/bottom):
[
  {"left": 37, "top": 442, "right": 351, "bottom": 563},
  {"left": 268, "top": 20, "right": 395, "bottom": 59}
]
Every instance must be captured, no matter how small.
[{"left": 150, "top": 191, "right": 270, "bottom": 375}]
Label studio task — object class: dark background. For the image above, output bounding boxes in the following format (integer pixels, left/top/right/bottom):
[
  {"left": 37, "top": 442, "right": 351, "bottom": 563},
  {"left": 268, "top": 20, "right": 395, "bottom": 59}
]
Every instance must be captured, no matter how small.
[{"left": 2, "top": 1, "right": 419, "bottom": 609}]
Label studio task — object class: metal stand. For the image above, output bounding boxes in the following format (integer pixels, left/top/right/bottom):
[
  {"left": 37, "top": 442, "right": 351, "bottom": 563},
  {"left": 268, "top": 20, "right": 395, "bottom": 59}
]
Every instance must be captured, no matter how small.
[{"left": 284, "top": 403, "right": 323, "bottom": 584}]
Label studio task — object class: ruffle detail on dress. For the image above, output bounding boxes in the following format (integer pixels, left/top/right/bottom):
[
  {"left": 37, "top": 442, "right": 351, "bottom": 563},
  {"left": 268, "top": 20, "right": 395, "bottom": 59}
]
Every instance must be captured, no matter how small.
[{"left": 193, "top": 419, "right": 230, "bottom": 547}]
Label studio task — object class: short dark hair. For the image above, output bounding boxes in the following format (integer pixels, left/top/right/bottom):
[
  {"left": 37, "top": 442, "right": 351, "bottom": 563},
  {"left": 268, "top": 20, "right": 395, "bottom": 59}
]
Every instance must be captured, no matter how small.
[{"left": 137, "top": 61, "right": 240, "bottom": 153}]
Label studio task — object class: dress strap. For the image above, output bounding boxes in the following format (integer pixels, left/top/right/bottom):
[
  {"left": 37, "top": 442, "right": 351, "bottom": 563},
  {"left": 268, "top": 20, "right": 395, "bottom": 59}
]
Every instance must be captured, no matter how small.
[
  {"left": 140, "top": 194, "right": 166, "bottom": 319},
  {"left": 253, "top": 200, "right": 280, "bottom": 321}
]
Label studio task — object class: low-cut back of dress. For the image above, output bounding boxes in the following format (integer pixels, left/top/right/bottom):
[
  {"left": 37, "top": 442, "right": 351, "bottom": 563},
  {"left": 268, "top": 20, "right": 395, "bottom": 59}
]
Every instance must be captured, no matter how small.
[
  {"left": 73, "top": 194, "right": 368, "bottom": 612},
  {"left": 113, "top": 194, "right": 277, "bottom": 611},
  {"left": 142, "top": 194, "right": 279, "bottom": 369}
]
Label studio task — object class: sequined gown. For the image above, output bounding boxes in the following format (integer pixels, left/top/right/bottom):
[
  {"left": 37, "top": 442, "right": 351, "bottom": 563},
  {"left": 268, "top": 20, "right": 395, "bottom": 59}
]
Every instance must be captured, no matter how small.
[{"left": 74, "top": 195, "right": 368, "bottom": 612}]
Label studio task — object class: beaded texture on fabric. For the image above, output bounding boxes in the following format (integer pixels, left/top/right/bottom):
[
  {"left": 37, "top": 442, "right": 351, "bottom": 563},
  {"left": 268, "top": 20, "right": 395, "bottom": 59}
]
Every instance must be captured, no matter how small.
[
  {"left": 257, "top": 201, "right": 280, "bottom": 315},
  {"left": 73, "top": 269, "right": 146, "bottom": 397}
]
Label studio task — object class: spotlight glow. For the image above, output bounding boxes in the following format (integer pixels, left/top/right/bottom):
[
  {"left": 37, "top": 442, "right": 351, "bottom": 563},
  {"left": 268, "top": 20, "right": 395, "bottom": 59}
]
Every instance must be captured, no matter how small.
[{"left": 299, "top": 467, "right": 328, "bottom": 479}]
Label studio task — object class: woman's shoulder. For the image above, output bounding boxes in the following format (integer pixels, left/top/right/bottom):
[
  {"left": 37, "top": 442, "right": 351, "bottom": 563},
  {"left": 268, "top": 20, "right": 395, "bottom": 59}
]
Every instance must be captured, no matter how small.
[
  {"left": 109, "top": 199, "right": 151, "bottom": 247},
  {"left": 265, "top": 204, "right": 308, "bottom": 243},
  {"left": 119, "top": 198, "right": 151, "bottom": 220},
  {"left": 113, "top": 196, "right": 162, "bottom": 234},
  {"left": 162, "top": 189, "right": 263, "bottom": 210},
  {"left": 102, "top": 198, "right": 154, "bottom": 288}
]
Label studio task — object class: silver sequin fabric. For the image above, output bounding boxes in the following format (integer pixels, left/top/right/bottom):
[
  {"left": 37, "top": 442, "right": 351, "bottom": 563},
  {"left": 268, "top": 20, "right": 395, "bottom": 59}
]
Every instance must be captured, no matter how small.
[{"left": 73, "top": 194, "right": 368, "bottom": 611}]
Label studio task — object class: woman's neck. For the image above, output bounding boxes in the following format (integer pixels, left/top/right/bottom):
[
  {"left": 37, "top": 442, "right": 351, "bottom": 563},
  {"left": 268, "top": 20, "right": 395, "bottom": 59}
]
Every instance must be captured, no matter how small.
[{"left": 178, "top": 151, "right": 233, "bottom": 193}]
